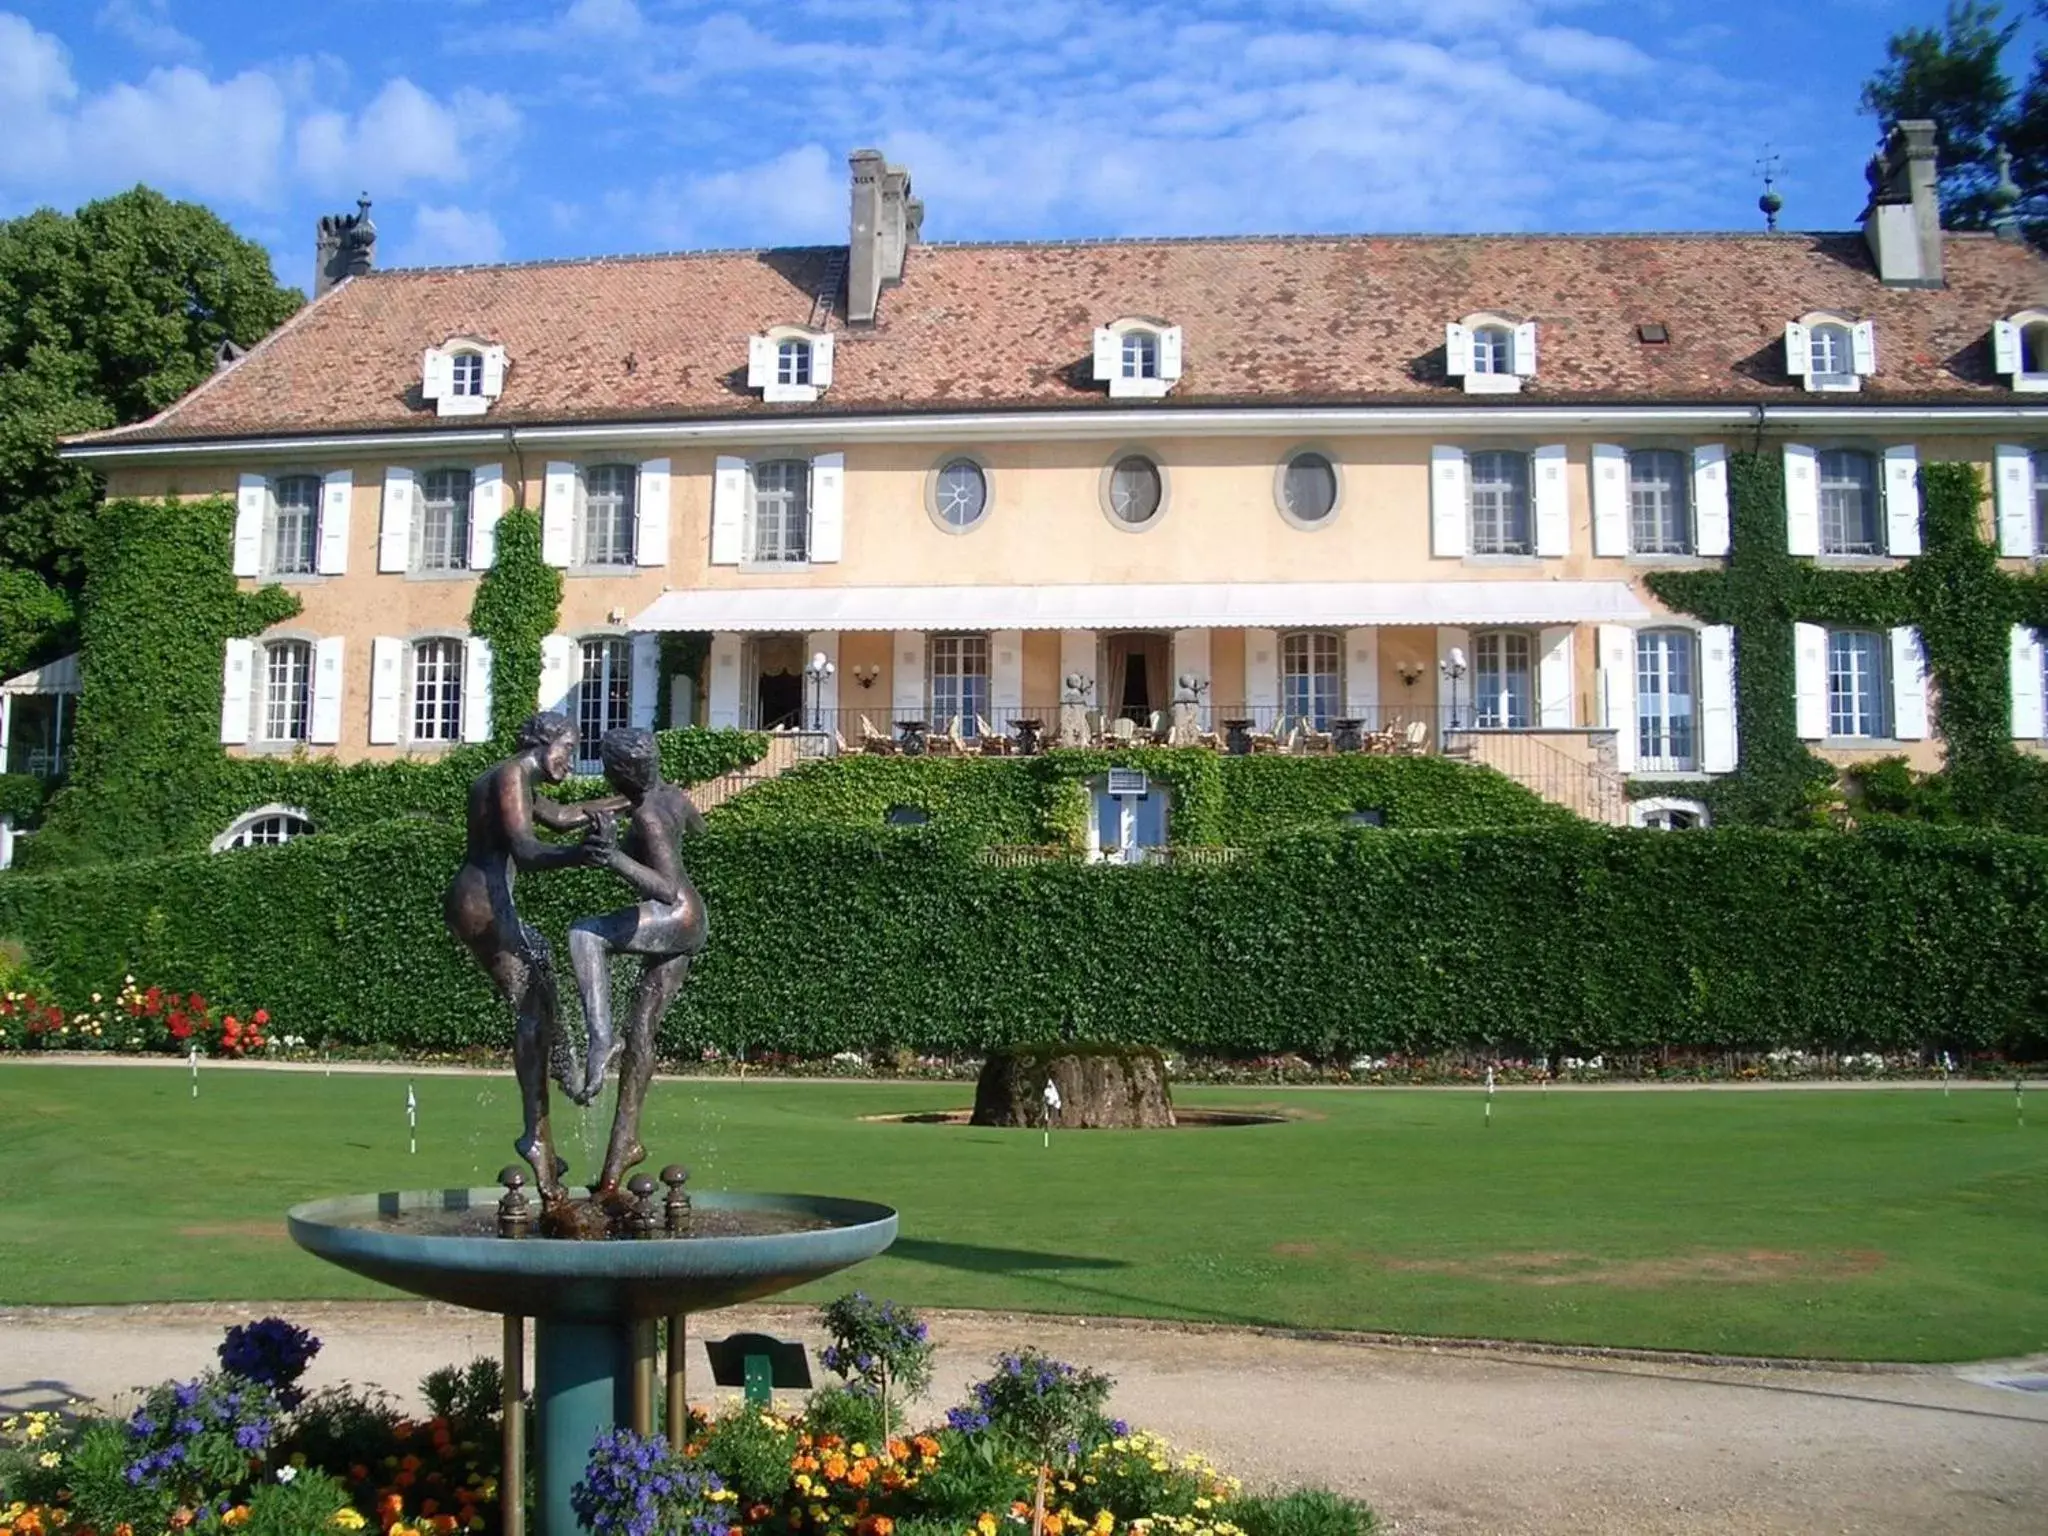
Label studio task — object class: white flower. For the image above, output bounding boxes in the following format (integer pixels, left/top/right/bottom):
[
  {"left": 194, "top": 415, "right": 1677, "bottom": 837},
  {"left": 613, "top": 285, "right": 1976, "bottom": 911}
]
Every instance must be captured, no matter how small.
[{"left": 277, "top": 1466, "right": 298, "bottom": 1483}]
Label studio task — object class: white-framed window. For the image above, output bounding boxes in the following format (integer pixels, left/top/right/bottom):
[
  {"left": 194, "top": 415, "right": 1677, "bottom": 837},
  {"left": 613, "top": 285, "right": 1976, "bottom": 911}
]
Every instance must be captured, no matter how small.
[
  {"left": 1446, "top": 316, "right": 1535, "bottom": 393},
  {"left": 575, "top": 637, "right": 632, "bottom": 769},
  {"left": 578, "top": 464, "right": 637, "bottom": 567},
  {"left": 1120, "top": 329, "right": 1159, "bottom": 381},
  {"left": 1994, "top": 312, "right": 2048, "bottom": 391},
  {"left": 1278, "top": 451, "right": 1338, "bottom": 527},
  {"left": 267, "top": 474, "right": 321, "bottom": 575},
  {"left": 422, "top": 339, "right": 506, "bottom": 416},
  {"left": 1472, "top": 631, "right": 1534, "bottom": 729},
  {"left": 1280, "top": 632, "right": 1341, "bottom": 729},
  {"left": 1810, "top": 323, "right": 1852, "bottom": 380},
  {"left": 213, "top": 805, "right": 315, "bottom": 852},
  {"left": 1635, "top": 629, "right": 1697, "bottom": 771},
  {"left": 1089, "top": 778, "right": 1171, "bottom": 864},
  {"left": 449, "top": 351, "right": 485, "bottom": 397},
  {"left": 1629, "top": 449, "right": 1692, "bottom": 555},
  {"left": 777, "top": 338, "right": 812, "bottom": 387},
  {"left": 931, "top": 458, "right": 989, "bottom": 532},
  {"left": 1630, "top": 797, "right": 1708, "bottom": 831},
  {"left": 1092, "top": 319, "right": 1182, "bottom": 398},
  {"left": 747, "top": 328, "right": 832, "bottom": 402},
  {"left": 259, "top": 639, "right": 312, "bottom": 744},
  {"left": 410, "top": 637, "right": 465, "bottom": 743},
  {"left": 1826, "top": 629, "right": 1889, "bottom": 738},
  {"left": 748, "top": 459, "right": 811, "bottom": 563},
  {"left": 416, "top": 468, "right": 473, "bottom": 572},
  {"left": 1819, "top": 448, "right": 1882, "bottom": 555},
  {"left": 930, "top": 633, "right": 990, "bottom": 735},
  {"left": 1105, "top": 454, "right": 1165, "bottom": 529},
  {"left": 1468, "top": 450, "right": 1532, "bottom": 555},
  {"left": 1787, "top": 316, "right": 1872, "bottom": 392},
  {"left": 1471, "top": 325, "right": 1514, "bottom": 375}
]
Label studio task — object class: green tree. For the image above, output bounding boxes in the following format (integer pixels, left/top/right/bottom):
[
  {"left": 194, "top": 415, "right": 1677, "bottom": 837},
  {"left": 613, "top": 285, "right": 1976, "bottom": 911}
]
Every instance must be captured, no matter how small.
[
  {"left": 0, "top": 186, "right": 301, "bottom": 642},
  {"left": 1862, "top": 2, "right": 2021, "bottom": 227}
]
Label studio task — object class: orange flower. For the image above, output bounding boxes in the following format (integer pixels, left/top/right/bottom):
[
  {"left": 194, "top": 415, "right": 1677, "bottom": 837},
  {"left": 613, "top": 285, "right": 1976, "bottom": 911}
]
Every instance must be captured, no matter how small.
[
  {"left": 886, "top": 1440, "right": 909, "bottom": 1462},
  {"left": 396, "top": 1472, "right": 416, "bottom": 1490},
  {"left": 400, "top": 1456, "right": 422, "bottom": 1473},
  {"left": 912, "top": 1436, "right": 939, "bottom": 1460}
]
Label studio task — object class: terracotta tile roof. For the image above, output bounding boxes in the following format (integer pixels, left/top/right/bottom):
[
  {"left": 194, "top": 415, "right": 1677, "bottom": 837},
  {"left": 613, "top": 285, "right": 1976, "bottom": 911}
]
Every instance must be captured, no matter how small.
[{"left": 76, "top": 231, "right": 2048, "bottom": 445}]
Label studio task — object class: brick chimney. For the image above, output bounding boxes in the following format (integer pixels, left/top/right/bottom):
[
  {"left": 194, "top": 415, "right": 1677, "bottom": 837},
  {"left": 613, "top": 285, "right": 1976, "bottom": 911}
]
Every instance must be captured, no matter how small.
[
  {"left": 1861, "top": 121, "right": 1943, "bottom": 287},
  {"left": 314, "top": 194, "right": 377, "bottom": 298},
  {"left": 846, "top": 150, "right": 918, "bottom": 325}
]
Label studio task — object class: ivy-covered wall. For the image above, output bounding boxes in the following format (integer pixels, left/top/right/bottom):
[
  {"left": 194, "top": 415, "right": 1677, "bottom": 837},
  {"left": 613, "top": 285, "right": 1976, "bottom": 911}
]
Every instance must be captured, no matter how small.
[
  {"left": 0, "top": 817, "right": 2041, "bottom": 1059},
  {"left": 467, "top": 509, "right": 561, "bottom": 751}
]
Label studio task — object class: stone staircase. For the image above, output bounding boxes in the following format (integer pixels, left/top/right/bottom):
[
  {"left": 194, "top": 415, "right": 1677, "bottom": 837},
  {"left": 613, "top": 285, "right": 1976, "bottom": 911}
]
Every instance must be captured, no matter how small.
[
  {"left": 688, "top": 731, "right": 815, "bottom": 813},
  {"left": 1443, "top": 728, "right": 1631, "bottom": 825}
]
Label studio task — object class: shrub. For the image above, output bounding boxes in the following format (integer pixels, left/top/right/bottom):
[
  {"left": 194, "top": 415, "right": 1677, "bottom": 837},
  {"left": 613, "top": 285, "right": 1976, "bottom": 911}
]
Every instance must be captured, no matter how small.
[
  {"left": 694, "top": 1408, "right": 798, "bottom": 1511},
  {"left": 1234, "top": 1489, "right": 1377, "bottom": 1536},
  {"left": 219, "top": 1316, "right": 321, "bottom": 1407},
  {"left": 818, "top": 1293, "right": 935, "bottom": 1448}
]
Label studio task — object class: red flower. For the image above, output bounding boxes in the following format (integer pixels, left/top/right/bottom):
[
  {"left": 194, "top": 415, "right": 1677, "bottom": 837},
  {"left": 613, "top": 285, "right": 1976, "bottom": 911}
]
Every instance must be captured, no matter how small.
[
  {"left": 144, "top": 986, "right": 163, "bottom": 1014},
  {"left": 252, "top": 1009, "right": 269, "bottom": 1026},
  {"left": 168, "top": 1016, "right": 193, "bottom": 1041},
  {"left": 187, "top": 993, "right": 204, "bottom": 1011}
]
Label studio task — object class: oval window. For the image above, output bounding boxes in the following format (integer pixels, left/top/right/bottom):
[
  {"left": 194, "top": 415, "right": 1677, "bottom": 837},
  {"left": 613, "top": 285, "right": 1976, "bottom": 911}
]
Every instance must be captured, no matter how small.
[
  {"left": 1281, "top": 453, "right": 1337, "bottom": 525},
  {"left": 1108, "top": 455, "right": 1163, "bottom": 526},
  {"left": 934, "top": 459, "right": 989, "bottom": 530}
]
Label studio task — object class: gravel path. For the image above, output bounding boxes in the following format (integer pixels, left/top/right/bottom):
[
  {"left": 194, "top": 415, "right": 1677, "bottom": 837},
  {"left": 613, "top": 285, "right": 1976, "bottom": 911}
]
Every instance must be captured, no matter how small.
[{"left": 4, "top": 1302, "right": 2043, "bottom": 1536}]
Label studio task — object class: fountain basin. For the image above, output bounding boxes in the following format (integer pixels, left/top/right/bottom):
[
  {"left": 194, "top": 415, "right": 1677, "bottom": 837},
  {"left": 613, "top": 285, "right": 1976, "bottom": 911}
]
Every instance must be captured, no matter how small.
[{"left": 287, "top": 1188, "right": 899, "bottom": 1322}]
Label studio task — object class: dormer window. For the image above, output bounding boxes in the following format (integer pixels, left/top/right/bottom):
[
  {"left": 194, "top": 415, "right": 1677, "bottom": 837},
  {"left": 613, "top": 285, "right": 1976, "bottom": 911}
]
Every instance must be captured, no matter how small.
[
  {"left": 1785, "top": 314, "right": 1874, "bottom": 392},
  {"left": 422, "top": 338, "right": 506, "bottom": 417},
  {"left": 1445, "top": 315, "right": 1536, "bottom": 394},
  {"left": 748, "top": 327, "right": 834, "bottom": 404},
  {"left": 1092, "top": 318, "right": 1183, "bottom": 399},
  {"left": 1994, "top": 311, "right": 2048, "bottom": 393}
]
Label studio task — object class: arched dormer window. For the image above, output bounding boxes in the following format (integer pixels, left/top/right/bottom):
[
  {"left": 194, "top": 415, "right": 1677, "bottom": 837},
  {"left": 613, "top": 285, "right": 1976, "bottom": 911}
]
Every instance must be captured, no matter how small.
[
  {"left": 747, "top": 326, "right": 834, "bottom": 403},
  {"left": 1445, "top": 314, "right": 1535, "bottom": 394},
  {"left": 1091, "top": 317, "right": 1183, "bottom": 399},
  {"left": 212, "top": 804, "right": 315, "bottom": 852},
  {"left": 1785, "top": 313, "right": 1874, "bottom": 392},
  {"left": 421, "top": 336, "right": 506, "bottom": 417},
  {"left": 1994, "top": 310, "right": 2048, "bottom": 392}
]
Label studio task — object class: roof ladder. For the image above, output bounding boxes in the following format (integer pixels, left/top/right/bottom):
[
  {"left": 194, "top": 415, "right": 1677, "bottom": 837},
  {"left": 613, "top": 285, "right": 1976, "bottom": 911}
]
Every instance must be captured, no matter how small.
[{"left": 808, "top": 249, "right": 848, "bottom": 331}]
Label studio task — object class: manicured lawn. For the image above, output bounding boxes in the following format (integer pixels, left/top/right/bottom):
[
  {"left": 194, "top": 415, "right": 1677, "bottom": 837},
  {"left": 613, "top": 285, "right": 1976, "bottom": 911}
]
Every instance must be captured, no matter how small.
[{"left": 4, "top": 1064, "right": 2045, "bottom": 1362}]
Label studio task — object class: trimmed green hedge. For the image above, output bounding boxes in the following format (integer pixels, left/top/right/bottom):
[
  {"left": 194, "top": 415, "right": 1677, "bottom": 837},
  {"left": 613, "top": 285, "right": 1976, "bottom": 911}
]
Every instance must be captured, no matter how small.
[{"left": 1, "top": 819, "right": 2040, "bottom": 1059}]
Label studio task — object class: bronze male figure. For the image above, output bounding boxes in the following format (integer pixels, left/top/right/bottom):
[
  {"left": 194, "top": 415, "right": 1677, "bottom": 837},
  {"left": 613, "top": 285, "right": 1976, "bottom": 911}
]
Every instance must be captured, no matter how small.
[{"left": 570, "top": 727, "right": 708, "bottom": 1205}]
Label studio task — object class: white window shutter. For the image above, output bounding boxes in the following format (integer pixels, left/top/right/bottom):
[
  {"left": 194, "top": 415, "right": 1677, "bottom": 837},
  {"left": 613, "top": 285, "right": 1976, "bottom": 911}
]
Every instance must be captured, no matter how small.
[
  {"left": 310, "top": 636, "right": 344, "bottom": 744},
  {"left": 1512, "top": 320, "right": 1539, "bottom": 377},
  {"left": 1436, "top": 627, "right": 1472, "bottom": 721},
  {"left": 421, "top": 347, "right": 451, "bottom": 400},
  {"left": 1700, "top": 625, "right": 1738, "bottom": 772},
  {"left": 462, "top": 637, "right": 493, "bottom": 744},
  {"left": 746, "top": 337, "right": 774, "bottom": 389},
  {"left": 812, "top": 333, "right": 835, "bottom": 388},
  {"left": 1996, "top": 444, "right": 2035, "bottom": 556},
  {"left": 219, "top": 638, "right": 254, "bottom": 745},
  {"left": 469, "top": 463, "right": 504, "bottom": 569},
  {"left": 1784, "top": 321, "right": 1810, "bottom": 377},
  {"left": 990, "top": 628, "right": 1024, "bottom": 726},
  {"left": 1597, "top": 625, "right": 1637, "bottom": 772},
  {"left": 1091, "top": 328, "right": 1119, "bottom": 381},
  {"left": 541, "top": 462, "right": 576, "bottom": 567},
  {"left": 711, "top": 456, "right": 746, "bottom": 565},
  {"left": 1244, "top": 629, "right": 1279, "bottom": 715},
  {"left": 1343, "top": 628, "right": 1378, "bottom": 720},
  {"left": 1852, "top": 321, "right": 1878, "bottom": 376},
  {"left": 481, "top": 346, "right": 507, "bottom": 397},
  {"left": 1430, "top": 445, "right": 1468, "bottom": 557},
  {"left": 1882, "top": 445, "right": 1922, "bottom": 557},
  {"left": 1693, "top": 445, "right": 1731, "bottom": 557},
  {"left": 318, "top": 470, "right": 352, "bottom": 575},
  {"left": 809, "top": 451, "right": 845, "bottom": 563},
  {"left": 1590, "top": 444, "right": 1628, "bottom": 556},
  {"left": 1793, "top": 622, "right": 1828, "bottom": 739},
  {"left": 1533, "top": 443, "right": 1570, "bottom": 557},
  {"left": 1537, "top": 626, "right": 1574, "bottom": 726},
  {"left": 368, "top": 636, "right": 403, "bottom": 745},
  {"left": 634, "top": 458, "right": 671, "bottom": 567},
  {"left": 378, "top": 468, "right": 415, "bottom": 573},
  {"left": 538, "top": 633, "right": 575, "bottom": 715},
  {"left": 1783, "top": 444, "right": 1820, "bottom": 556},
  {"left": 1444, "top": 323, "right": 1472, "bottom": 377},
  {"left": 233, "top": 475, "right": 265, "bottom": 577},
  {"left": 630, "top": 632, "right": 661, "bottom": 730},
  {"left": 707, "top": 632, "right": 744, "bottom": 726},
  {"left": 1993, "top": 319, "right": 2021, "bottom": 377},
  {"left": 2012, "top": 626, "right": 2046, "bottom": 739},
  {"left": 891, "top": 630, "right": 926, "bottom": 718},
  {"left": 1890, "top": 626, "right": 1929, "bottom": 740},
  {"left": 1158, "top": 325, "right": 1184, "bottom": 381}
]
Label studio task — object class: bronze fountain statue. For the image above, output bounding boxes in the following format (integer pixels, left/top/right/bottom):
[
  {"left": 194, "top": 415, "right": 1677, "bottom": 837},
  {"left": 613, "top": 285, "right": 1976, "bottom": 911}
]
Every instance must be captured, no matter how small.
[{"left": 443, "top": 713, "right": 708, "bottom": 1232}]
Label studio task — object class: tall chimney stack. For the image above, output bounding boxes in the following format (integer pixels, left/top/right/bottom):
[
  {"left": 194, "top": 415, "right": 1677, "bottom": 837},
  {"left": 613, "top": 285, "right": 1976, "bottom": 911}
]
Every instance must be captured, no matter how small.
[
  {"left": 314, "top": 194, "right": 377, "bottom": 298},
  {"left": 1861, "top": 122, "right": 1943, "bottom": 287},
  {"left": 846, "top": 150, "right": 916, "bottom": 324}
]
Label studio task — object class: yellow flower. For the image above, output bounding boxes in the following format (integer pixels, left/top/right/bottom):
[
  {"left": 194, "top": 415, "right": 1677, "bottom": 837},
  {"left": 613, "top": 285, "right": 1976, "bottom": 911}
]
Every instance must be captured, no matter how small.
[
  {"left": 977, "top": 1513, "right": 999, "bottom": 1536},
  {"left": 36, "top": 1453, "right": 59, "bottom": 1470},
  {"left": 850, "top": 1443, "right": 868, "bottom": 1459},
  {"left": 331, "top": 1511, "right": 367, "bottom": 1531},
  {"left": 222, "top": 1507, "right": 251, "bottom": 1529},
  {"left": 22, "top": 1421, "right": 45, "bottom": 1442}
]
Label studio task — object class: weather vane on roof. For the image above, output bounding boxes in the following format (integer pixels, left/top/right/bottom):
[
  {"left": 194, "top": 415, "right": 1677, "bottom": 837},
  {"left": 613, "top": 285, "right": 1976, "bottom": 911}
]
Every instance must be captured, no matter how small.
[{"left": 1757, "top": 147, "right": 1784, "bottom": 233}]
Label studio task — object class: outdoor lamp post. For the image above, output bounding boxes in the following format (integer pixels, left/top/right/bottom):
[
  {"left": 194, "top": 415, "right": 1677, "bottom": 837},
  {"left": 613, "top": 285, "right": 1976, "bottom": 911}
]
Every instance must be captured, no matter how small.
[
  {"left": 804, "top": 651, "right": 836, "bottom": 731},
  {"left": 1439, "top": 646, "right": 1468, "bottom": 730}
]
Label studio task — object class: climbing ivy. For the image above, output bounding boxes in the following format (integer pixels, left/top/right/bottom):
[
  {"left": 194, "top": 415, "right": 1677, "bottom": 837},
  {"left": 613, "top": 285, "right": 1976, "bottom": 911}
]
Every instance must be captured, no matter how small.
[
  {"left": 1647, "top": 452, "right": 2048, "bottom": 829},
  {"left": 466, "top": 509, "right": 561, "bottom": 751}
]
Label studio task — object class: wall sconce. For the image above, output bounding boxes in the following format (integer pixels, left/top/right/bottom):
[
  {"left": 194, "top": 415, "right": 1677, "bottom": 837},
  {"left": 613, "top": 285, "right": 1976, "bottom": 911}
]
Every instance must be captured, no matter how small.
[
  {"left": 1397, "top": 663, "right": 1425, "bottom": 688},
  {"left": 850, "top": 664, "right": 881, "bottom": 690}
]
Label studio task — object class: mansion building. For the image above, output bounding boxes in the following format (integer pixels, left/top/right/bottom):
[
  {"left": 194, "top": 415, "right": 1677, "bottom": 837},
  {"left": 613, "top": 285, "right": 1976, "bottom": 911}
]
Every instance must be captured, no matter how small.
[{"left": 60, "top": 127, "right": 2048, "bottom": 827}]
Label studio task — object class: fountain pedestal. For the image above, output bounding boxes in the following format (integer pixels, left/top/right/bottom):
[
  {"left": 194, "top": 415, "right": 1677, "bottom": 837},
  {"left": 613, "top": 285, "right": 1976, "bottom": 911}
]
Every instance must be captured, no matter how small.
[{"left": 288, "top": 1188, "right": 897, "bottom": 1536}]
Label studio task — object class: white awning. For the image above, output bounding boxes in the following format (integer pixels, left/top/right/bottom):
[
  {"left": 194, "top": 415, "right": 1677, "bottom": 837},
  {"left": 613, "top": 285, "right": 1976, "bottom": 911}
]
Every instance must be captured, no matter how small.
[
  {"left": 1, "top": 653, "right": 80, "bottom": 695},
  {"left": 631, "top": 581, "right": 1650, "bottom": 633}
]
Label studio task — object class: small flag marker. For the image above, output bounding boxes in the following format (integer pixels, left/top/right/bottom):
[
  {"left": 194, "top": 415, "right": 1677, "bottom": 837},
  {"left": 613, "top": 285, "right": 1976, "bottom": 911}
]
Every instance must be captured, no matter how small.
[
  {"left": 407, "top": 1080, "right": 418, "bottom": 1155},
  {"left": 189, "top": 1044, "right": 200, "bottom": 1099},
  {"left": 1484, "top": 1065, "right": 1494, "bottom": 1129}
]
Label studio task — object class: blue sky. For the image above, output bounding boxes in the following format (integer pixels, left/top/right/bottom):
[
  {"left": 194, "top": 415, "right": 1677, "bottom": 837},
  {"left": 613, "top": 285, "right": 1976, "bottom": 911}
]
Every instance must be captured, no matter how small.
[{"left": 0, "top": 0, "right": 2041, "bottom": 295}]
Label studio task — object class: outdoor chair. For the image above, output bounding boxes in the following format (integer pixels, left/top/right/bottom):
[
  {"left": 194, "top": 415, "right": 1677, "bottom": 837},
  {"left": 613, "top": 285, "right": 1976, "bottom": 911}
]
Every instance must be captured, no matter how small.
[
  {"left": 859, "top": 716, "right": 898, "bottom": 755},
  {"left": 1402, "top": 719, "right": 1430, "bottom": 754},
  {"left": 1110, "top": 717, "right": 1137, "bottom": 745},
  {"left": 975, "top": 715, "right": 1010, "bottom": 754}
]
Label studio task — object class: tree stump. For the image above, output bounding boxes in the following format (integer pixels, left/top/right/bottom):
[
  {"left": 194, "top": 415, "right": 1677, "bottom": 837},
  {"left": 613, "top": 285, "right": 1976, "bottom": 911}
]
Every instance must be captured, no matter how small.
[{"left": 970, "top": 1045, "right": 1175, "bottom": 1129}]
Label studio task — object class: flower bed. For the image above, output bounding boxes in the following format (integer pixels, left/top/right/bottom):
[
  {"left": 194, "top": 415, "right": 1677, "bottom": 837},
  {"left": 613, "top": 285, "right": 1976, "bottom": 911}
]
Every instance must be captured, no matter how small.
[
  {"left": 0, "top": 977, "right": 277, "bottom": 1058},
  {"left": 0, "top": 1303, "right": 1375, "bottom": 1536}
]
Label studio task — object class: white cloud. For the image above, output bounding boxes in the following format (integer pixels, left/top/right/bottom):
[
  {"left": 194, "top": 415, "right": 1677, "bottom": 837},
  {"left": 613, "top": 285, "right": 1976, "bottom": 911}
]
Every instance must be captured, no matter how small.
[
  {"left": 296, "top": 78, "right": 520, "bottom": 195},
  {"left": 1516, "top": 25, "right": 1654, "bottom": 77},
  {"left": 406, "top": 203, "right": 507, "bottom": 265},
  {"left": 95, "top": 0, "right": 202, "bottom": 62},
  {"left": 564, "top": 0, "right": 644, "bottom": 39},
  {"left": 626, "top": 142, "right": 844, "bottom": 249}
]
